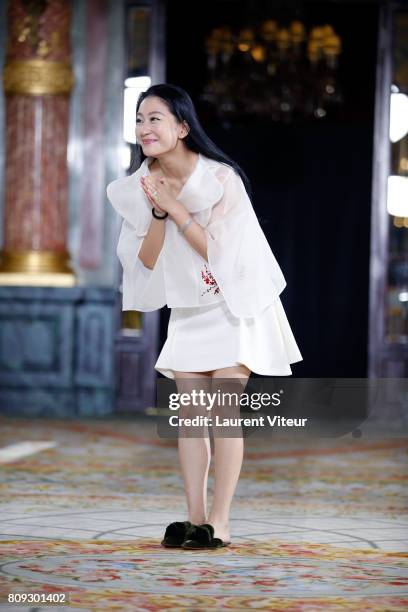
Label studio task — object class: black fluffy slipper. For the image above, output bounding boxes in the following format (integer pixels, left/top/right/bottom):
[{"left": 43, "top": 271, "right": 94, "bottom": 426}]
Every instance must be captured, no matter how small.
[
  {"left": 161, "top": 520, "right": 193, "bottom": 547},
  {"left": 181, "top": 523, "right": 231, "bottom": 549}
]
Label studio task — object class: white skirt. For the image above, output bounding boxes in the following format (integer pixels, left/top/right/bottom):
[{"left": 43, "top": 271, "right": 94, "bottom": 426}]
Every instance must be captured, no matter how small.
[{"left": 154, "top": 296, "right": 303, "bottom": 379}]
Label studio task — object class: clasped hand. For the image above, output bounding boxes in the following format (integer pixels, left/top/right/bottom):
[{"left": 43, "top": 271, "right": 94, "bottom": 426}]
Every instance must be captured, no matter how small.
[{"left": 140, "top": 174, "right": 177, "bottom": 215}]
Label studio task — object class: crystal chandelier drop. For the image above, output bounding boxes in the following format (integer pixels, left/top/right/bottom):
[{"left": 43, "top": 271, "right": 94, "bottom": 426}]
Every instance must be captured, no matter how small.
[{"left": 201, "top": 20, "right": 343, "bottom": 123}]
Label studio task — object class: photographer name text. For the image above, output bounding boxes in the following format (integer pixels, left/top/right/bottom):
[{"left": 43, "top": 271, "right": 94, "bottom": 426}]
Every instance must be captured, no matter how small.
[{"left": 169, "top": 415, "right": 308, "bottom": 427}]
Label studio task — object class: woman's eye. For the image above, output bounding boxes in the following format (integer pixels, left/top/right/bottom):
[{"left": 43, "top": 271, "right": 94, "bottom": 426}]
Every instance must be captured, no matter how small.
[
  {"left": 136, "top": 117, "right": 160, "bottom": 123},
  {"left": 136, "top": 117, "right": 159, "bottom": 123}
]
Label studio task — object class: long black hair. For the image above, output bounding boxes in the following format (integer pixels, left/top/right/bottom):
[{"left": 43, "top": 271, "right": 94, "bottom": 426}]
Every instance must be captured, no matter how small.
[{"left": 132, "top": 83, "right": 253, "bottom": 202}]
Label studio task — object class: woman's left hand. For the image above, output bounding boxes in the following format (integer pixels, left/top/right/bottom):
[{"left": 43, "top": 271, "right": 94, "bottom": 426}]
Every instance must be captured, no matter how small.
[{"left": 140, "top": 174, "right": 177, "bottom": 214}]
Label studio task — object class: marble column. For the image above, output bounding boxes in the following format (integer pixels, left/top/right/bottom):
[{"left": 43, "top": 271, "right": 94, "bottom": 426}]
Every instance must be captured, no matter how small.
[{"left": 0, "top": 0, "right": 75, "bottom": 286}]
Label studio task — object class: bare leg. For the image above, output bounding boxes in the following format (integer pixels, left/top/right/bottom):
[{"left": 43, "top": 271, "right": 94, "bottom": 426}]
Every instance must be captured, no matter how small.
[
  {"left": 207, "top": 364, "right": 251, "bottom": 542},
  {"left": 174, "top": 370, "right": 212, "bottom": 525}
]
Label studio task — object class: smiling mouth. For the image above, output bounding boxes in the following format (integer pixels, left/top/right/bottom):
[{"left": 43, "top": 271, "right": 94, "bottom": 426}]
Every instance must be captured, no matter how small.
[{"left": 142, "top": 140, "right": 157, "bottom": 144}]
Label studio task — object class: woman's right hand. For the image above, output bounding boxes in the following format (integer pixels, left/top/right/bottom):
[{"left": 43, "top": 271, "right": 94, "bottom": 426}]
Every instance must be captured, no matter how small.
[{"left": 140, "top": 176, "right": 167, "bottom": 214}]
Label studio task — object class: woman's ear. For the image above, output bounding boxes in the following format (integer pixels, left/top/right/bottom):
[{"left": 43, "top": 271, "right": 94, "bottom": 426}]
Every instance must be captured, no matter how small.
[{"left": 179, "top": 120, "right": 190, "bottom": 139}]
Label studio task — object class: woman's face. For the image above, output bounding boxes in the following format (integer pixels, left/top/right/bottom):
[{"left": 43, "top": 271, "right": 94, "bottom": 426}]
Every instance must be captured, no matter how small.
[{"left": 136, "top": 95, "right": 188, "bottom": 157}]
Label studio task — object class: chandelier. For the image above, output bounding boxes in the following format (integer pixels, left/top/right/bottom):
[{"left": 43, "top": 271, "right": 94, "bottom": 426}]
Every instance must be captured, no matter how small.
[{"left": 201, "top": 20, "right": 343, "bottom": 123}]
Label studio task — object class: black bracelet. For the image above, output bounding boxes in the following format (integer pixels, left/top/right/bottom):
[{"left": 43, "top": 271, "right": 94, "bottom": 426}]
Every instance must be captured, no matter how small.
[{"left": 152, "top": 208, "right": 168, "bottom": 219}]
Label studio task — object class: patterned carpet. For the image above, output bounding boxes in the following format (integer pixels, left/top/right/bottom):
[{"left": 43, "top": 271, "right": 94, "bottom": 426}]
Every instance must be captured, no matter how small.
[{"left": 0, "top": 416, "right": 407, "bottom": 611}]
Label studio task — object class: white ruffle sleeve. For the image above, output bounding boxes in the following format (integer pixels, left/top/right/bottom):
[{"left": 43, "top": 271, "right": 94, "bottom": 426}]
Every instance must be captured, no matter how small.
[
  {"left": 107, "top": 176, "right": 167, "bottom": 311},
  {"left": 205, "top": 168, "right": 287, "bottom": 318}
]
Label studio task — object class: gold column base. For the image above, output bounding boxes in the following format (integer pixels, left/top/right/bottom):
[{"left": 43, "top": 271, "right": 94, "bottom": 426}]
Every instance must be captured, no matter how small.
[{"left": 0, "top": 250, "right": 76, "bottom": 287}]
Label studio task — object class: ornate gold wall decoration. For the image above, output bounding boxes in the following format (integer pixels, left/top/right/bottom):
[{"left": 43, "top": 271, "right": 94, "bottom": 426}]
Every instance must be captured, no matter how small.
[{"left": 4, "top": 59, "right": 74, "bottom": 95}]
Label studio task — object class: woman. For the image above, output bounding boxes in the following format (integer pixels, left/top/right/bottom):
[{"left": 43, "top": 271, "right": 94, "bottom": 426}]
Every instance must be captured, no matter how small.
[{"left": 107, "top": 83, "right": 302, "bottom": 550}]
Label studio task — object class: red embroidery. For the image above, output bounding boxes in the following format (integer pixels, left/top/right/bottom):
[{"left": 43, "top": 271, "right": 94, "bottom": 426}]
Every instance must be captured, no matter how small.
[{"left": 201, "top": 263, "right": 220, "bottom": 296}]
